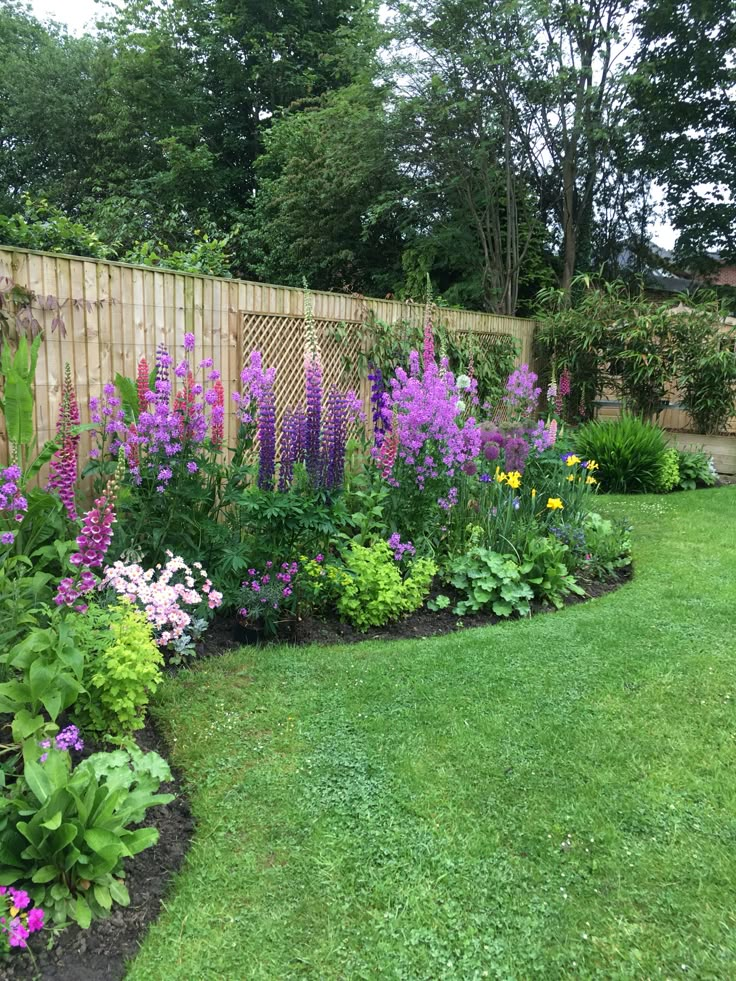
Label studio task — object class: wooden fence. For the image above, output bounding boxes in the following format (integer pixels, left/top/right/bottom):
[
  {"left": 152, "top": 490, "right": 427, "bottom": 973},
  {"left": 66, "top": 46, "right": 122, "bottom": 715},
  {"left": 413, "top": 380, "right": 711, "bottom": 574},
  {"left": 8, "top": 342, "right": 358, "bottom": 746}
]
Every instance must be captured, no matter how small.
[{"left": 0, "top": 247, "right": 537, "bottom": 465}]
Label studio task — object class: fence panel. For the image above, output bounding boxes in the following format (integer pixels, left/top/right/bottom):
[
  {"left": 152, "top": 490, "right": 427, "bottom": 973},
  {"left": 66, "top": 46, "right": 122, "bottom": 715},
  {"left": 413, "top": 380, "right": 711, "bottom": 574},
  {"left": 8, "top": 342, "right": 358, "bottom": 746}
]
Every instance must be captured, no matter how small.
[{"left": 0, "top": 246, "right": 537, "bottom": 468}]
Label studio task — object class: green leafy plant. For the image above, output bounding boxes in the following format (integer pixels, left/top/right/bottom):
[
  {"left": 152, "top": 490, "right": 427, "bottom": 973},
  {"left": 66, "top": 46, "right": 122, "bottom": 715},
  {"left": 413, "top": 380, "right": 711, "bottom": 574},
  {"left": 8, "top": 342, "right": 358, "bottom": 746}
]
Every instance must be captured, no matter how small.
[
  {"left": 655, "top": 448, "right": 680, "bottom": 493},
  {"left": 675, "top": 449, "right": 718, "bottom": 491},
  {"left": 444, "top": 548, "right": 533, "bottom": 617},
  {"left": 519, "top": 536, "right": 585, "bottom": 609},
  {"left": 0, "top": 746, "right": 173, "bottom": 926},
  {"left": 0, "top": 614, "right": 85, "bottom": 724},
  {"left": 671, "top": 302, "right": 736, "bottom": 434},
  {"left": 580, "top": 512, "right": 632, "bottom": 581},
  {"left": 336, "top": 542, "right": 436, "bottom": 631},
  {"left": 574, "top": 414, "right": 667, "bottom": 493},
  {"left": 70, "top": 602, "right": 164, "bottom": 738}
]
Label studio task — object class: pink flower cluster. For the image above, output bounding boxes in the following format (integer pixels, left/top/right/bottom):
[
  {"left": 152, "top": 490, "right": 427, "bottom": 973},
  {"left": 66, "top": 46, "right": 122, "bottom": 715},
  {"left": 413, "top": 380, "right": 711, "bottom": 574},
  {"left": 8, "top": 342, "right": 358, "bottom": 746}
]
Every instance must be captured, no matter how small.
[
  {"left": 91, "top": 334, "right": 226, "bottom": 491},
  {"left": 376, "top": 353, "right": 481, "bottom": 488},
  {"left": 0, "top": 886, "right": 44, "bottom": 949},
  {"left": 101, "top": 552, "right": 223, "bottom": 646}
]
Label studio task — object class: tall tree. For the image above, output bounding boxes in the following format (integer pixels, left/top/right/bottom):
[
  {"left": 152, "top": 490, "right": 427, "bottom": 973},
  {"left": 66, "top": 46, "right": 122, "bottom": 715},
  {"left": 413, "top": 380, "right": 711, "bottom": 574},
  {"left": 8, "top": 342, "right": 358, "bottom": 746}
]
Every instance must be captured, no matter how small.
[{"left": 632, "top": 0, "right": 736, "bottom": 265}]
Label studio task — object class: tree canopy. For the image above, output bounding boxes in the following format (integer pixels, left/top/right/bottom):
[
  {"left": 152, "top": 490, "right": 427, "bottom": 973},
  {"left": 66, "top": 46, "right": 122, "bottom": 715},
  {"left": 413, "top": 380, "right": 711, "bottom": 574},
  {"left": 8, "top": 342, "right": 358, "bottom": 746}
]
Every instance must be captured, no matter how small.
[{"left": 0, "top": 0, "right": 733, "bottom": 310}]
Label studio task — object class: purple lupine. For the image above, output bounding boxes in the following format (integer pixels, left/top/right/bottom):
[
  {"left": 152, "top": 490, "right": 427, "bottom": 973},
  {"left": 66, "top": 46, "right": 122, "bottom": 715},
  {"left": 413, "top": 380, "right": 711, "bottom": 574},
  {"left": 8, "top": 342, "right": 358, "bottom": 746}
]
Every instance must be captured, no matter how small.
[
  {"left": 155, "top": 343, "right": 172, "bottom": 392},
  {"left": 368, "top": 365, "right": 386, "bottom": 436},
  {"left": 305, "top": 353, "right": 322, "bottom": 486},
  {"left": 279, "top": 408, "right": 299, "bottom": 491},
  {"left": 257, "top": 373, "right": 277, "bottom": 490},
  {"left": 322, "top": 388, "right": 349, "bottom": 490}
]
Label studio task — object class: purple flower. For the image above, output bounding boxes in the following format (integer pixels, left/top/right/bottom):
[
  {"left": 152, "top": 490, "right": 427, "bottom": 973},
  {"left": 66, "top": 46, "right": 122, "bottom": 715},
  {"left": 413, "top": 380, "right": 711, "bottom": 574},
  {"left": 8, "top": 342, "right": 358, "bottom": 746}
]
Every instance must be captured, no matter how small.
[
  {"left": 1, "top": 532, "right": 14, "bottom": 545},
  {"left": 187, "top": 461, "right": 198, "bottom": 473},
  {"left": 55, "top": 725, "right": 84, "bottom": 752},
  {"left": 184, "top": 332, "right": 196, "bottom": 351}
]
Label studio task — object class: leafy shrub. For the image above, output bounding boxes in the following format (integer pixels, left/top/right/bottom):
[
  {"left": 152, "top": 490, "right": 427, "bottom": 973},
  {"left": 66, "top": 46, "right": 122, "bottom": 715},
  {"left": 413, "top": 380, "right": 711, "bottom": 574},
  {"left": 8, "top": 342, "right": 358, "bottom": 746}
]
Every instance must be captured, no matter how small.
[
  {"left": 672, "top": 305, "right": 736, "bottom": 434},
  {"left": 655, "top": 448, "right": 680, "bottom": 493},
  {"left": 445, "top": 548, "right": 533, "bottom": 617},
  {"left": 0, "top": 196, "right": 116, "bottom": 259},
  {"left": 579, "top": 512, "right": 632, "bottom": 580},
  {"left": 676, "top": 449, "right": 718, "bottom": 490},
  {"left": 70, "top": 602, "right": 163, "bottom": 738},
  {"left": 0, "top": 745, "right": 173, "bottom": 926},
  {"left": 518, "top": 537, "right": 585, "bottom": 609},
  {"left": 574, "top": 414, "right": 667, "bottom": 493},
  {"left": 336, "top": 542, "right": 436, "bottom": 631}
]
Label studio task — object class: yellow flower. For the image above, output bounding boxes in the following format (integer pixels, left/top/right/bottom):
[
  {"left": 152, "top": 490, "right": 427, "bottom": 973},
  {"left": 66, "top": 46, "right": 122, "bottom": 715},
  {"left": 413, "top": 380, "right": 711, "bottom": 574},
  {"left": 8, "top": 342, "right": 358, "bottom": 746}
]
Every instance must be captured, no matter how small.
[
  {"left": 586, "top": 475, "right": 598, "bottom": 485},
  {"left": 567, "top": 473, "right": 575, "bottom": 482},
  {"left": 531, "top": 488, "right": 537, "bottom": 499},
  {"left": 586, "top": 459, "right": 599, "bottom": 472},
  {"left": 495, "top": 467, "right": 507, "bottom": 484},
  {"left": 546, "top": 497, "right": 564, "bottom": 511},
  {"left": 506, "top": 470, "right": 522, "bottom": 489},
  {"left": 565, "top": 454, "right": 581, "bottom": 467}
]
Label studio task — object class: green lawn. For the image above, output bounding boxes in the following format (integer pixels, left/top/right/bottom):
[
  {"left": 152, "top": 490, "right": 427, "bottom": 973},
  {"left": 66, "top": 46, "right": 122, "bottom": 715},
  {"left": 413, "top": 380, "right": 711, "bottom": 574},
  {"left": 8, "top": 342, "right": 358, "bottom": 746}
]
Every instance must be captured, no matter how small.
[{"left": 129, "top": 489, "right": 736, "bottom": 980}]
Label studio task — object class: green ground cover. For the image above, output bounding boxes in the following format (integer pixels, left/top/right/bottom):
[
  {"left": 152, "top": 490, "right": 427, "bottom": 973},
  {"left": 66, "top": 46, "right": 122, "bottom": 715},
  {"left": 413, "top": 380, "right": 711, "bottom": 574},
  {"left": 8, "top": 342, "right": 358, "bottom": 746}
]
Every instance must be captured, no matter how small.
[{"left": 129, "top": 488, "right": 736, "bottom": 980}]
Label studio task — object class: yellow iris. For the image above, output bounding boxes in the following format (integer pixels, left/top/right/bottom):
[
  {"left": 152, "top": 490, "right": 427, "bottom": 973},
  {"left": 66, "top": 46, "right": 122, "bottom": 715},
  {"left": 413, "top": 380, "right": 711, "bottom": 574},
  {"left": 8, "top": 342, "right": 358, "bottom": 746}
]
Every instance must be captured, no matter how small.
[
  {"left": 506, "top": 470, "right": 522, "bottom": 489},
  {"left": 566, "top": 474, "right": 575, "bottom": 482},
  {"left": 495, "top": 467, "right": 507, "bottom": 484},
  {"left": 546, "top": 497, "right": 564, "bottom": 510},
  {"left": 586, "top": 475, "right": 598, "bottom": 485},
  {"left": 565, "top": 454, "right": 581, "bottom": 467},
  {"left": 586, "top": 459, "right": 599, "bottom": 472},
  {"left": 531, "top": 488, "right": 537, "bottom": 499}
]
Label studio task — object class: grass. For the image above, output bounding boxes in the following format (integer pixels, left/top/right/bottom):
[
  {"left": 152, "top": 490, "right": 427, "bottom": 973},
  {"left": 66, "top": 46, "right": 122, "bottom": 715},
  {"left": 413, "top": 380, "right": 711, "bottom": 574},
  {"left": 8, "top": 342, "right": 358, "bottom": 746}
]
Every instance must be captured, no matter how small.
[{"left": 128, "top": 488, "right": 736, "bottom": 980}]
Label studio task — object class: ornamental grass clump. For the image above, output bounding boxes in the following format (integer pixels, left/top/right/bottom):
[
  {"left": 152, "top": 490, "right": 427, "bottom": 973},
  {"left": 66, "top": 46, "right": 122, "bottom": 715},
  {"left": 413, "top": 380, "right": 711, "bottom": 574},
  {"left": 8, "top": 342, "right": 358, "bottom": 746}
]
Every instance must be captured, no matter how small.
[{"left": 574, "top": 414, "right": 667, "bottom": 494}]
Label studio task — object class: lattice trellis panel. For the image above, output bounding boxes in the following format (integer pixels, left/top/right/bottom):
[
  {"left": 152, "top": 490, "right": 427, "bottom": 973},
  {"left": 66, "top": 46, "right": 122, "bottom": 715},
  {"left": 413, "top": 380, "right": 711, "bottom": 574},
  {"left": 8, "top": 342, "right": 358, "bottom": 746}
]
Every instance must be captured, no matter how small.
[{"left": 240, "top": 312, "right": 368, "bottom": 433}]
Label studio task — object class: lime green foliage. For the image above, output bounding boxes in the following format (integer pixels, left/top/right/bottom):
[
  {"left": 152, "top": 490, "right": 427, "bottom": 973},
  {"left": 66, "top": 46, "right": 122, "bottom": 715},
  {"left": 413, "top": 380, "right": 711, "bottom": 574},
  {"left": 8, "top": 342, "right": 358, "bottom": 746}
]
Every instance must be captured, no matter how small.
[
  {"left": 575, "top": 413, "right": 667, "bottom": 493},
  {"left": 127, "top": 489, "right": 736, "bottom": 980},
  {"left": 676, "top": 449, "right": 718, "bottom": 490},
  {"left": 336, "top": 542, "right": 436, "bottom": 631},
  {"left": 655, "top": 447, "right": 680, "bottom": 492},
  {"left": 519, "top": 536, "right": 585, "bottom": 609},
  {"left": 445, "top": 547, "right": 533, "bottom": 616},
  {"left": 71, "top": 602, "right": 163, "bottom": 738},
  {"left": 0, "top": 746, "right": 173, "bottom": 926}
]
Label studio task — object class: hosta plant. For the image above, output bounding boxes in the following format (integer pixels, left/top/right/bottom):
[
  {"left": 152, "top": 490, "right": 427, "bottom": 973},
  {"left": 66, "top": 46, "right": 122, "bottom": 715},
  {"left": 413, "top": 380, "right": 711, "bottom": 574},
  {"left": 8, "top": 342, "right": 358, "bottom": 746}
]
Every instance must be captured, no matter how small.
[{"left": 0, "top": 745, "right": 173, "bottom": 926}]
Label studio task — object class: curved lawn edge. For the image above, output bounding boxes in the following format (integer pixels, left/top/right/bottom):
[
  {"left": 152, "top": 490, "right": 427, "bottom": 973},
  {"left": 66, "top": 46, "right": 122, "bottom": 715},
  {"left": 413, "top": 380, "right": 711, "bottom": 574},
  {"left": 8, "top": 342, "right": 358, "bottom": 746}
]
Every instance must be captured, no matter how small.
[{"left": 128, "top": 488, "right": 735, "bottom": 980}]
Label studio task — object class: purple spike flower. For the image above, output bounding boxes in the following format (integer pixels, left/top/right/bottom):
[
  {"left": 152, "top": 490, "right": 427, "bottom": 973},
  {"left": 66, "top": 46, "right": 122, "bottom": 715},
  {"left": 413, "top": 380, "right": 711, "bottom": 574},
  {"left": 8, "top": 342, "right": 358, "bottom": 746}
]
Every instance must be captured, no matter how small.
[
  {"left": 305, "top": 354, "right": 322, "bottom": 486},
  {"left": 257, "top": 374, "right": 277, "bottom": 490}
]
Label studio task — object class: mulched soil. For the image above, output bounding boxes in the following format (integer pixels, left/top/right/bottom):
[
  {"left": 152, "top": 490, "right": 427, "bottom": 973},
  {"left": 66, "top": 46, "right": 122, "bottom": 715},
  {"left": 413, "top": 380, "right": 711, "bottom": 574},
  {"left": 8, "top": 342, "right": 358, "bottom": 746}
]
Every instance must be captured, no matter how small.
[
  {"left": 201, "top": 566, "right": 634, "bottom": 651},
  {"left": 0, "top": 722, "right": 195, "bottom": 981},
  {"left": 1, "top": 565, "right": 632, "bottom": 979}
]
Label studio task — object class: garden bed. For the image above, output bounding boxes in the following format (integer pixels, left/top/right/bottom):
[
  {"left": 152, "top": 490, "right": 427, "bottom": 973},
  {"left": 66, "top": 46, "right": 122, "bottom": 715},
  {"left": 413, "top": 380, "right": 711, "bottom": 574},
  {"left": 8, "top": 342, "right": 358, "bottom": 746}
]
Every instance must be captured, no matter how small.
[
  {"left": 0, "top": 721, "right": 194, "bottom": 981},
  {"left": 198, "top": 567, "right": 633, "bottom": 653}
]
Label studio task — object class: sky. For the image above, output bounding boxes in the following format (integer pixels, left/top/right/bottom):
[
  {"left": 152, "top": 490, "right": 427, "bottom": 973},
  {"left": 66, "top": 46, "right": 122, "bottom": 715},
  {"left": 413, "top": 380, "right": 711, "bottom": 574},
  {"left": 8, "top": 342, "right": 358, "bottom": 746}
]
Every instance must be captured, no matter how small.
[{"left": 29, "top": 0, "right": 676, "bottom": 250}]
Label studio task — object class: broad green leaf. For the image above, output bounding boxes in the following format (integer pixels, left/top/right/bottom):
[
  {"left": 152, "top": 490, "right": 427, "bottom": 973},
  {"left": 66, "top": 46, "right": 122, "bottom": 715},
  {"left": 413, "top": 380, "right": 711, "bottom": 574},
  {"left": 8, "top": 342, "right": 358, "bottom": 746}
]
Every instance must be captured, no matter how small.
[
  {"left": 32, "top": 864, "right": 59, "bottom": 883},
  {"left": 75, "top": 894, "right": 92, "bottom": 929}
]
